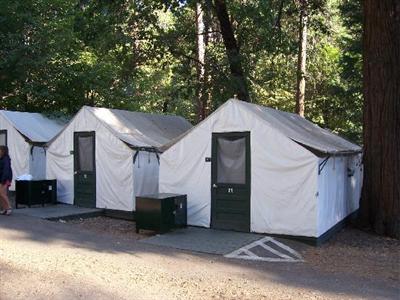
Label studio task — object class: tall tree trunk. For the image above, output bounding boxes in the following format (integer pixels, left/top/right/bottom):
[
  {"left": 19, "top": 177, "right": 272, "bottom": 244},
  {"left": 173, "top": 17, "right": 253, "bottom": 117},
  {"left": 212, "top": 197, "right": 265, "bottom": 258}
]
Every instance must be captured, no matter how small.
[
  {"left": 195, "top": 1, "right": 206, "bottom": 121},
  {"left": 361, "top": 0, "right": 400, "bottom": 238},
  {"left": 203, "top": 0, "right": 213, "bottom": 118},
  {"left": 295, "top": 1, "right": 308, "bottom": 117},
  {"left": 274, "top": 0, "right": 285, "bottom": 31},
  {"left": 213, "top": 0, "right": 250, "bottom": 102}
]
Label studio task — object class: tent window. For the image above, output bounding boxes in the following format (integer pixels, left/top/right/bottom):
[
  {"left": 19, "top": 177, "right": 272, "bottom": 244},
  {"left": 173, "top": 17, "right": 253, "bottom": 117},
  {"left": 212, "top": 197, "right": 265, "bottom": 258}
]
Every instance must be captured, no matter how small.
[
  {"left": 0, "top": 130, "right": 7, "bottom": 146},
  {"left": 217, "top": 136, "right": 246, "bottom": 184},
  {"left": 78, "top": 136, "right": 94, "bottom": 172}
]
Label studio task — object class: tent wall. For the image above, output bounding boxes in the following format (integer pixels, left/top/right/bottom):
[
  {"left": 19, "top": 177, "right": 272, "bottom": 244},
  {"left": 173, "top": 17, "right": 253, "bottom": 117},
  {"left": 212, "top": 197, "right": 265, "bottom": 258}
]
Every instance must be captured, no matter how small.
[
  {"left": 0, "top": 115, "right": 30, "bottom": 191},
  {"left": 133, "top": 151, "right": 159, "bottom": 198},
  {"left": 46, "top": 108, "right": 135, "bottom": 211},
  {"left": 160, "top": 101, "right": 320, "bottom": 237},
  {"left": 347, "top": 153, "right": 363, "bottom": 213},
  {"left": 317, "top": 154, "right": 363, "bottom": 236},
  {"left": 29, "top": 146, "right": 47, "bottom": 179}
]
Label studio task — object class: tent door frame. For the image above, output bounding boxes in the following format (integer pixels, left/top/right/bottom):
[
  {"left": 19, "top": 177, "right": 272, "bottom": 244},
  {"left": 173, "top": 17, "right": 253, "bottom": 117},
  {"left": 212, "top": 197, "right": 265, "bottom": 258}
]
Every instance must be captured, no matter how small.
[
  {"left": 211, "top": 131, "right": 251, "bottom": 232},
  {"left": 0, "top": 130, "right": 7, "bottom": 146},
  {"left": 73, "top": 131, "right": 96, "bottom": 208}
]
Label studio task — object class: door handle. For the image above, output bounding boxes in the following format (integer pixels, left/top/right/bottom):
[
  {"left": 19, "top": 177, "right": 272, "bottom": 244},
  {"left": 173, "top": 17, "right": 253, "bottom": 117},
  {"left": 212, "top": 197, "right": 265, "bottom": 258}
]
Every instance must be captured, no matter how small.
[{"left": 212, "top": 184, "right": 218, "bottom": 188}]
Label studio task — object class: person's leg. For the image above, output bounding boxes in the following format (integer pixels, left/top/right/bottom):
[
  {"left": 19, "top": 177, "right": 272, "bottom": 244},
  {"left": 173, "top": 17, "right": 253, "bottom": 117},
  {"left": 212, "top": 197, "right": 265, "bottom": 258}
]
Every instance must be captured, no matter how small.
[
  {"left": 0, "top": 188, "right": 7, "bottom": 210},
  {"left": 0, "top": 184, "right": 11, "bottom": 210}
]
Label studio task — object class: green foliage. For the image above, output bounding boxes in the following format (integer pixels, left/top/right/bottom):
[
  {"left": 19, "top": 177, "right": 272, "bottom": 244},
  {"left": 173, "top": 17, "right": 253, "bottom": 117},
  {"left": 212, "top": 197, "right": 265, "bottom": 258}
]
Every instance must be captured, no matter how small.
[{"left": 0, "top": 0, "right": 362, "bottom": 142}]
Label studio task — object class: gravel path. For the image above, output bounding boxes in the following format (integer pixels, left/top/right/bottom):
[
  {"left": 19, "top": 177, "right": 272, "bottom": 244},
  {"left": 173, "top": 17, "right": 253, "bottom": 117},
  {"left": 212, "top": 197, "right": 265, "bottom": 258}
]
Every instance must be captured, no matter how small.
[{"left": 0, "top": 215, "right": 398, "bottom": 300}]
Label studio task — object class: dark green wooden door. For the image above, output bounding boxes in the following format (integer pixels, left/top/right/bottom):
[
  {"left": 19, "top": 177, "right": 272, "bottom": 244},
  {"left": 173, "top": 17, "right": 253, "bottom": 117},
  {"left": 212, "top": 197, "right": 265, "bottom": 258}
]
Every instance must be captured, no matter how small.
[
  {"left": 0, "top": 130, "right": 7, "bottom": 146},
  {"left": 74, "top": 131, "right": 96, "bottom": 208},
  {"left": 211, "top": 132, "right": 251, "bottom": 232}
]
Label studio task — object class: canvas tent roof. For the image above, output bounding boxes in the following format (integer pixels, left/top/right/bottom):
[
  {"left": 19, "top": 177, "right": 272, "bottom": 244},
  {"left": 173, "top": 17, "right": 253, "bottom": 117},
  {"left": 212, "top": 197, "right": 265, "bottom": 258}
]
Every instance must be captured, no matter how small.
[
  {"left": 0, "top": 110, "right": 66, "bottom": 144},
  {"left": 161, "top": 99, "right": 361, "bottom": 155},
  {"left": 63, "top": 106, "right": 192, "bottom": 151}
]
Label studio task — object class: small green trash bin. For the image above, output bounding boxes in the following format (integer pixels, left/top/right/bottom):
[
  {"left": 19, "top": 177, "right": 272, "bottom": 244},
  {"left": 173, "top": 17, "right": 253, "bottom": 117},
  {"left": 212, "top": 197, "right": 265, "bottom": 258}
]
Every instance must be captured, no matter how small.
[
  {"left": 15, "top": 180, "right": 57, "bottom": 208},
  {"left": 136, "top": 193, "right": 187, "bottom": 233}
]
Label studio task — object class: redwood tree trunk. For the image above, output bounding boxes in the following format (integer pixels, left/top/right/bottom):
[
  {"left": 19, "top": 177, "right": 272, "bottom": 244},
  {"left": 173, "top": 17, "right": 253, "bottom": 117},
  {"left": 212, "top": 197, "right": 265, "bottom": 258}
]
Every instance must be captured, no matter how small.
[
  {"left": 213, "top": 0, "right": 250, "bottom": 102},
  {"left": 295, "top": 1, "right": 308, "bottom": 117},
  {"left": 361, "top": 0, "right": 400, "bottom": 238}
]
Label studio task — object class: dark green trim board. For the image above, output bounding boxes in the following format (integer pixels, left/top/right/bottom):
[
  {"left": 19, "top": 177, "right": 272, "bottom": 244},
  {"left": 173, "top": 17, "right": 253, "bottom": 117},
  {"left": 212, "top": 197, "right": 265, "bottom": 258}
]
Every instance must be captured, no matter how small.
[
  {"left": 211, "top": 131, "right": 251, "bottom": 232},
  {"left": 315, "top": 210, "right": 359, "bottom": 245},
  {"left": 73, "top": 131, "right": 96, "bottom": 208},
  {"left": 266, "top": 210, "right": 359, "bottom": 246}
]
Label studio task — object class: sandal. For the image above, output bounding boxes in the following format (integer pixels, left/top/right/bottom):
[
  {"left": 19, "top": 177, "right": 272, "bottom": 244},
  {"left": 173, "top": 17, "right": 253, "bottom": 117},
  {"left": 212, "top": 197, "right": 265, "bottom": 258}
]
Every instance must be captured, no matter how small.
[{"left": 1, "top": 209, "right": 12, "bottom": 216}]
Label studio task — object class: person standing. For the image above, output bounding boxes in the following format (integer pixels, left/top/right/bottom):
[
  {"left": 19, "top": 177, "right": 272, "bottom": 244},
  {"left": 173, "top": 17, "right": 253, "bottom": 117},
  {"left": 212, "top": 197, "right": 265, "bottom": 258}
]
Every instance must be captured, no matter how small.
[{"left": 0, "top": 145, "right": 12, "bottom": 215}]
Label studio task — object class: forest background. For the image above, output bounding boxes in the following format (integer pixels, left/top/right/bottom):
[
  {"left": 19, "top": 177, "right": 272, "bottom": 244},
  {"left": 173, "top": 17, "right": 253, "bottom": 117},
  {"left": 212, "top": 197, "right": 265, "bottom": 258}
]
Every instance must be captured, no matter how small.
[{"left": 0, "top": 0, "right": 362, "bottom": 142}]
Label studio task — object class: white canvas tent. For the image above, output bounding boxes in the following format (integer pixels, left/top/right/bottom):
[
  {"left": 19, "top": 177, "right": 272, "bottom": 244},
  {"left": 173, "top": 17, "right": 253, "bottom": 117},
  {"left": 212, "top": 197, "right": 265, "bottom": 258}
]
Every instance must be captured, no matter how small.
[
  {"left": 159, "top": 99, "right": 363, "bottom": 241},
  {"left": 46, "top": 106, "right": 192, "bottom": 212},
  {"left": 0, "top": 110, "right": 65, "bottom": 190}
]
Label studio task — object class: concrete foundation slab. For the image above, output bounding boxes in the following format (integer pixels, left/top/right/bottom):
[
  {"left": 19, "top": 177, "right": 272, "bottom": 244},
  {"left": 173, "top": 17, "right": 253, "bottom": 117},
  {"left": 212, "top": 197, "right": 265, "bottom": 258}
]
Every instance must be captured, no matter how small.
[{"left": 141, "top": 227, "right": 264, "bottom": 255}]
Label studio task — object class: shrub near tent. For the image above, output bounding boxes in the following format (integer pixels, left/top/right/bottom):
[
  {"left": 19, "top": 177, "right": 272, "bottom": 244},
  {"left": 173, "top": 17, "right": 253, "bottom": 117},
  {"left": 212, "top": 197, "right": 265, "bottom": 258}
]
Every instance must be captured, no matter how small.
[{"left": 159, "top": 99, "right": 363, "bottom": 243}]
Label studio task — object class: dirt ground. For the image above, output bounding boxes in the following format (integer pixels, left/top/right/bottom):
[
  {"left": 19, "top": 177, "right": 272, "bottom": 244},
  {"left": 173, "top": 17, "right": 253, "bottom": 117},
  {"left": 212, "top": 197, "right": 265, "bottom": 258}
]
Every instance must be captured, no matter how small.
[
  {"left": 303, "top": 227, "right": 399, "bottom": 284},
  {"left": 0, "top": 214, "right": 399, "bottom": 300},
  {"left": 66, "top": 216, "right": 400, "bottom": 288},
  {"left": 66, "top": 216, "right": 154, "bottom": 240}
]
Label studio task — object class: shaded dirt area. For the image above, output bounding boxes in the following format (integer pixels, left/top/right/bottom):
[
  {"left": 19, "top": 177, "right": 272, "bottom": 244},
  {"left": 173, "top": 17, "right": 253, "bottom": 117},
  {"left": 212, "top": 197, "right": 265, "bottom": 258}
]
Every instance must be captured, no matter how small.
[
  {"left": 65, "top": 216, "right": 154, "bottom": 240},
  {"left": 303, "top": 227, "right": 400, "bottom": 285},
  {"left": 65, "top": 216, "right": 399, "bottom": 289},
  {"left": 0, "top": 214, "right": 398, "bottom": 300}
]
